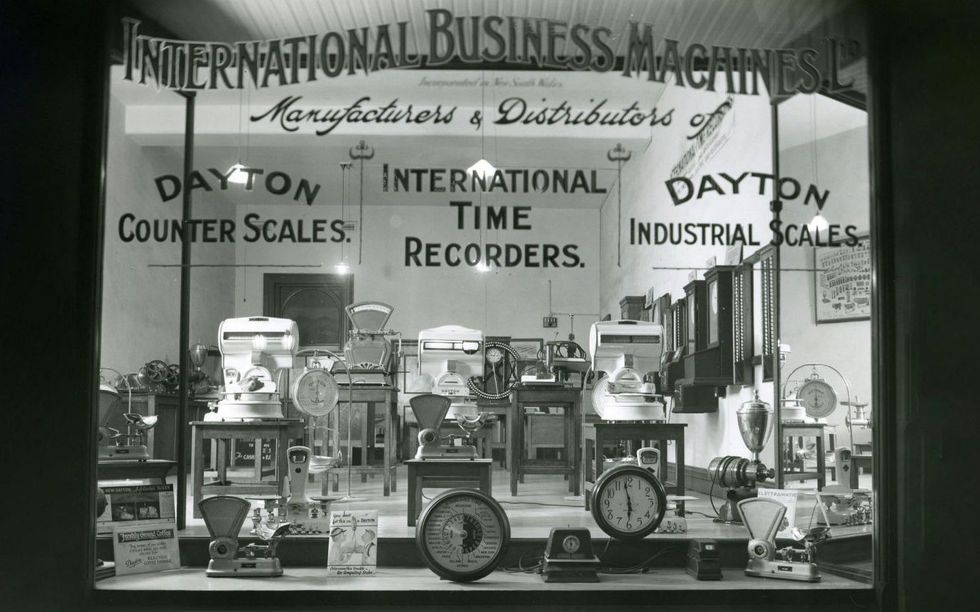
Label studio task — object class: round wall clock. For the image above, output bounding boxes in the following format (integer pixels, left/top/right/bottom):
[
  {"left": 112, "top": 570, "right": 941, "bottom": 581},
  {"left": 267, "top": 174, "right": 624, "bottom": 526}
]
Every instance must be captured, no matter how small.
[
  {"left": 591, "top": 464, "right": 667, "bottom": 540},
  {"left": 416, "top": 489, "right": 510, "bottom": 582},
  {"left": 290, "top": 365, "right": 338, "bottom": 417},
  {"left": 796, "top": 376, "right": 838, "bottom": 418}
]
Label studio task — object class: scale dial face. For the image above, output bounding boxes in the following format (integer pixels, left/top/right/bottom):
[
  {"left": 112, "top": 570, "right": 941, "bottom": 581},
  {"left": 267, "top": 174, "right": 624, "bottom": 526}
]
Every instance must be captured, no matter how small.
[
  {"left": 486, "top": 347, "right": 504, "bottom": 365},
  {"left": 591, "top": 465, "right": 667, "bottom": 540},
  {"left": 291, "top": 368, "right": 338, "bottom": 417},
  {"left": 796, "top": 378, "right": 837, "bottom": 418},
  {"left": 416, "top": 489, "right": 510, "bottom": 582}
]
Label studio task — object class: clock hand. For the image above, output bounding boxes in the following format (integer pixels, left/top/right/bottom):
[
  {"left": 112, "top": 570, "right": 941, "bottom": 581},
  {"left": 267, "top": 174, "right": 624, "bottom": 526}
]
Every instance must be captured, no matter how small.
[{"left": 624, "top": 487, "right": 633, "bottom": 517}]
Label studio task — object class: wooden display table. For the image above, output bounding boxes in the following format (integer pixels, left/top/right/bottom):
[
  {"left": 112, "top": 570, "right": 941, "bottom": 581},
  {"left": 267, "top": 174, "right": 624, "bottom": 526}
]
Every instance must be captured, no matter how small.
[
  {"left": 584, "top": 422, "right": 687, "bottom": 515},
  {"left": 405, "top": 459, "right": 493, "bottom": 526},
  {"left": 509, "top": 386, "right": 582, "bottom": 496},
  {"left": 782, "top": 423, "right": 827, "bottom": 490},
  {"left": 97, "top": 459, "right": 176, "bottom": 484},
  {"left": 189, "top": 419, "right": 305, "bottom": 518},
  {"left": 323, "top": 385, "right": 399, "bottom": 496}
]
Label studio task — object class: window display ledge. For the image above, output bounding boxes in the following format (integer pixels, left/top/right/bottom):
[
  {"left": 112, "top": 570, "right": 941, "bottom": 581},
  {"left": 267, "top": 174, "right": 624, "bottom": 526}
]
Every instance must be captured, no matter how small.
[{"left": 97, "top": 566, "right": 868, "bottom": 592}]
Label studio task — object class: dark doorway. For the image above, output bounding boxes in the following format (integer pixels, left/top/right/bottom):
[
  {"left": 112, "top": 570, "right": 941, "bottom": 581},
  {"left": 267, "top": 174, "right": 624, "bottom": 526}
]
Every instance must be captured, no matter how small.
[{"left": 263, "top": 273, "right": 353, "bottom": 349}]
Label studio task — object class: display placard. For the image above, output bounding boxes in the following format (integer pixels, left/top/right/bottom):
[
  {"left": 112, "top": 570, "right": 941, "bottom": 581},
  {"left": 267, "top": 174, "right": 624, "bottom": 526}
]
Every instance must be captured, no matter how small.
[
  {"left": 326, "top": 510, "right": 378, "bottom": 576},
  {"left": 111, "top": 522, "right": 180, "bottom": 576},
  {"left": 97, "top": 484, "right": 175, "bottom": 535}
]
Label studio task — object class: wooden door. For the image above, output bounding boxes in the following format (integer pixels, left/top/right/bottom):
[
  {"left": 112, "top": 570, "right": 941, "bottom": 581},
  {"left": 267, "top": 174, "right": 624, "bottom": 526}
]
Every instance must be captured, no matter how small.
[{"left": 263, "top": 273, "right": 353, "bottom": 349}]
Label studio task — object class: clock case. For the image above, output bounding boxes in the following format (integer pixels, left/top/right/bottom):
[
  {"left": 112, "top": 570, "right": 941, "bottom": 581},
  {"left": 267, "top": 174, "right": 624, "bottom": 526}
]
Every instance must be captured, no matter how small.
[
  {"left": 673, "top": 266, "right": 737, "bottom": 413},
  {"left": 590, "top": 464, "right": 668, "bottom": 541},
  {"left": 415, "top": 488, "right": 511, "bottom": 582},
  {"left": 541, "top": 527, "right": 600, "bottom": 582}
]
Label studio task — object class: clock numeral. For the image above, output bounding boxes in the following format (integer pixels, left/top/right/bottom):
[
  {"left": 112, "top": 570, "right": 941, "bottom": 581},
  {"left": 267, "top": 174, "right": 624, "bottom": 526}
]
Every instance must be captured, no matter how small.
[
  {"left": 603, "top": 499, "right": 610, "bottom": 508},
  {"left": 626, "top": 521, "right": 633, "bottom": 529},
  {"left": 645, "top": 487, "right": 651, "bottom": 494},
  {"left": 607, "top": 511, "right": 613, "bottom": 520}
]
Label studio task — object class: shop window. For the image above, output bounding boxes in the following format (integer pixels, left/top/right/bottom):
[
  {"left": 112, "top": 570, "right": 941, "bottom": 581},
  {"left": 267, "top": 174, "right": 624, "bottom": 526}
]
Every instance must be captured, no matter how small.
[{"left": 92, "top": 0, "right": 877, "bottom": 603}]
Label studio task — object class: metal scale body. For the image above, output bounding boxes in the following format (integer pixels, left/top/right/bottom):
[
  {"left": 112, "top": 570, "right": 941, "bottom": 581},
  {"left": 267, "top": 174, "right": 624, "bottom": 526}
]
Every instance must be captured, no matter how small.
[
  {"left": 97, "top": 381, "right": 156, "bottom": 461},
  {"left": 416, "top": 324, "right": 488, "bottom": 457},
  {"left": 208, "top": 316, "right": 298, "bottom": 421},
  {"left": 588, "top": 320, "right": 667, "bottom": 421},
  {"left": 334, "top": 302, "right": 399, "bottom": 386},
  {"left": 200, "top": 495, "right": 291, "bottom": 577}
]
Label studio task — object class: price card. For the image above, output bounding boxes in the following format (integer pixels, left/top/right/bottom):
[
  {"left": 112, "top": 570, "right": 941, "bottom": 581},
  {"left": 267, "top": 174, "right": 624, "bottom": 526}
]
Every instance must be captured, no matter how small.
[{"left": 111, "top": 522, "right": 181, "bottom": 576}]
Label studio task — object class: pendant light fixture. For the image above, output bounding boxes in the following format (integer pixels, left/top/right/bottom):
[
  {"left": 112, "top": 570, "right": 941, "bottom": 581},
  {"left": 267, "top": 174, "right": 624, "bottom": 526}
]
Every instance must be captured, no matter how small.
[
  {"left": 468, "top": 68, "right": 496, "bottom": 180},
  {"left": 805, "top": 96, "right": 826, "bottom": 233},
  {"left": 335, "top": 162, "right": 353, "bottom": 274},
  {"left": 227, "top": 83, "right": 250, "bottom": 184}
]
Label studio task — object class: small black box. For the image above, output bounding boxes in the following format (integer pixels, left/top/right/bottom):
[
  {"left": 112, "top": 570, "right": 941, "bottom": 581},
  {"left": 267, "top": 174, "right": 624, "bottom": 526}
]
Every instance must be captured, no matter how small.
[{"left": 686, "top": 539, "right": 723, "bottom": 580}]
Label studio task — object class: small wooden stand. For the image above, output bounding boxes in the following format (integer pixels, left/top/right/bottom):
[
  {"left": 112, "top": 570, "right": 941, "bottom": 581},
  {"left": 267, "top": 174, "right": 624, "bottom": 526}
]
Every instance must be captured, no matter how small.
[{"left": 405, "top": 459, "right": 492, "bottom": 526}]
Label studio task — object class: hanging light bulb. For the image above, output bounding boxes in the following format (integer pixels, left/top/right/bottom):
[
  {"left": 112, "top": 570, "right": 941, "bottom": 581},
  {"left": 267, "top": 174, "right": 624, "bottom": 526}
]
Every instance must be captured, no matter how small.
[
  {"left": 807, "top": 211, "right": 830, "bottom": 233},
  {"left": 227, "top": 162, "right": 248, "bottom": 185},
  {"left": 334, "top": 260, "right": 351, "bottom": 274},
  {"left": 475, "top": 260, "right": 491, "bottom": 273},
  {"left": 467, "top": 158, "right": 496, "bottom": 181}
]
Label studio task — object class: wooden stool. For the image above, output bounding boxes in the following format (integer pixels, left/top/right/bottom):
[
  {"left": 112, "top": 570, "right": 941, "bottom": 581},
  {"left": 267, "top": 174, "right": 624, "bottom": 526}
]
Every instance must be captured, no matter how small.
[{"left": 405, "top": 459, "right": 492, "bottom": 526}]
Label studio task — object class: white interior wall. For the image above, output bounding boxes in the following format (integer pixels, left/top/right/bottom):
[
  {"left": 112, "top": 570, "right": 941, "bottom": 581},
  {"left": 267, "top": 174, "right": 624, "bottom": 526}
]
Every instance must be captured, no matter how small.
[
  {"left": 598, "top": 88, "right": 872, "bottom": 470},
  {"left": 233, "top": 202, "right": 600, "bottom": 340},
  {"left": 778, "top": 96, "right": 872, "bottom": 450},
  {"left": 100, "top": 95, "right": 237, "bottom": 374}
]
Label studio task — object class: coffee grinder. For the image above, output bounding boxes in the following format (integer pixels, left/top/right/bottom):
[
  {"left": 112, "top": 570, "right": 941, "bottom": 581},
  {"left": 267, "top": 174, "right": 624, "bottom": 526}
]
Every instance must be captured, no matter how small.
[
  {"left": 707, "top": 390, "right": 776, "bottom": 523},
  {"left": 411, "top": 394, "right": 478, "bottom": 460},
  {"left": 200, "top": 495, "right": 290, "bottom": 577}
]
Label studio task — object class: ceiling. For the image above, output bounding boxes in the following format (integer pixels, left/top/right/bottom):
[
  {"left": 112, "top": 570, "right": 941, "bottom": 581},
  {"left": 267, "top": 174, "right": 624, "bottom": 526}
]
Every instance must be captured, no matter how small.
[{"left": 117, "top": 0, "right": 864, "bottom": 209}]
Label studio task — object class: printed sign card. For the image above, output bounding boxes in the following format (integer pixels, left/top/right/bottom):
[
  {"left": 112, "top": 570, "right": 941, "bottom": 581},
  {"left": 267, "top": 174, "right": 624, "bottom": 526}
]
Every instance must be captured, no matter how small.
[
  {"left": 111, "top": 522, "right": 180, "bottom": 576},
  {"left": 97, "top": 484, "right": 176, "bottom": 535},
  {"left": 326, "top": 510, "right": 378, "bottom": 576}
]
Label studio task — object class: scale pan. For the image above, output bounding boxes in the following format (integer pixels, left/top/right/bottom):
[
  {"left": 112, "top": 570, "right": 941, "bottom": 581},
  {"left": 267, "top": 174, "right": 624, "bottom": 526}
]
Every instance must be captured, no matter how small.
[
  {"left": 737, "top": 497, "right": 786, "bottom": 542},
  {"left": 199, "top": 495, "right": 251, "bottom": 538},
  {"left": 410, "top": 393, "right": 452, "bottom": 430}
]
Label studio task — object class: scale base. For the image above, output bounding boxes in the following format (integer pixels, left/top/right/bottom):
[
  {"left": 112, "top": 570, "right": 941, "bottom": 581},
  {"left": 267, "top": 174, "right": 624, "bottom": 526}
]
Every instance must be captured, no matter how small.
[
  {"left": 415, "top": 445, "right": 479, "bottom": 460},
  {"left": 746, "top": 559, "right": 820, "bottom": 582},
  {"left": 99, "top": 446, "right": 150, "bottom": 461},
  {"left": 206, "top": 558, "right": 283, "bottom": 577},
  {"left": 541, "top": 557, "right": 600, "bottom": 582}
]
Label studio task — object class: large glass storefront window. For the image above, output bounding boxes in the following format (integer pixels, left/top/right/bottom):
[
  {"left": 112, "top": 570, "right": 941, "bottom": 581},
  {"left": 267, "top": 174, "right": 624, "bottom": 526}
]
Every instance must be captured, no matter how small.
[{"left": 93, "top": 0, "right": 875, "bottom": 598}]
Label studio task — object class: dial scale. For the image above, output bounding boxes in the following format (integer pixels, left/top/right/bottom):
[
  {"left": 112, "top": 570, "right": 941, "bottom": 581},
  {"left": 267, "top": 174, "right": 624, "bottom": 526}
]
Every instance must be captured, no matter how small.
[{"left": 416, "top": 489, "right": 510, "bottom": 582}]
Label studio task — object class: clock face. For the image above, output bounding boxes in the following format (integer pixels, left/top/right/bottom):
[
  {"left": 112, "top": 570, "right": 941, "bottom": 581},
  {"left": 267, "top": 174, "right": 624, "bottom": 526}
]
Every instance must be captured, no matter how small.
[
  {"left": 561, "top": 534, "right": 581, "bottom": 554},
  {"left": 416, "top": 489, "right": 510, "bottom": 582},
  {"left": 486, "top": 347, "right": 504, "bottom": 365},
  {"left": 591, "top": 465, "right": 667, "bottom": 540},
  {"left": 292, "top": 368, "right": 338, "bottom": 417},
  {"left": 796, "top": 378, "right": 837, "bottom": 418}
]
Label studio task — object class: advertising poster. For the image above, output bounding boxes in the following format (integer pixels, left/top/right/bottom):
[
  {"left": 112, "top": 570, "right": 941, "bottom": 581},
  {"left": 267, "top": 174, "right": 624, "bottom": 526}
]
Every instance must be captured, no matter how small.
[
  {"left": 326, "top": 510, "right": 378, "bottom": 576},
  {"left": 111, "top": 522, "right": 181, "bottom": 576}
]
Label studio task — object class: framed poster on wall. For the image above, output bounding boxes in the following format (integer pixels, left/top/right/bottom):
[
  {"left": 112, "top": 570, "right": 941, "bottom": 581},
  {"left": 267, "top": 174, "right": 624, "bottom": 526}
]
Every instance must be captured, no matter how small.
[{"left": 814, "top": 233, "right": 871, "bottom": 323}]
